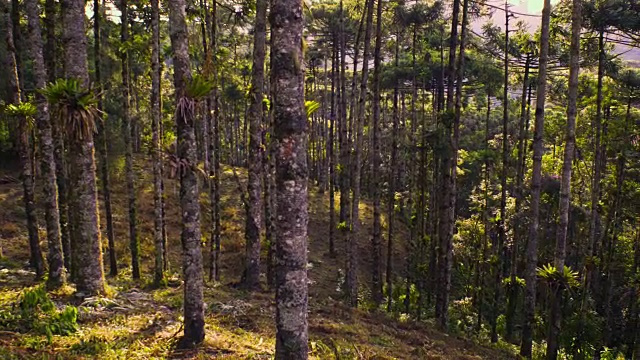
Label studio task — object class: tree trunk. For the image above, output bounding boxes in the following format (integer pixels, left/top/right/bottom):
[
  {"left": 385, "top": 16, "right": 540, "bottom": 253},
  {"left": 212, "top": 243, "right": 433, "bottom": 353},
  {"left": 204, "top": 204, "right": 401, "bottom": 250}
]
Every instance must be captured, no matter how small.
[
  {"left": 387, "top": 27, "right": 401, "bottom": 313},
  {"left": 587, "top": 27, "right": 605, "bottom": 296},
  {"left": 505, "top": 51, "right": 531, "bottom": 342},
  {"left": 151, "top": 0, "right": 164, "bottom": 286},
  {"left": 93, "top": 0, "right": 117, "bottom": 278},
  {"left": 521, "top": 0, "right": 552, "bottom": 356},
  {"left": 25, "top": 0, "right": 65, "bottom": 287},
  {"left": 370, "top": 0, "right": 383, "bottom": 308},
  {"left": 436, "top": 0, "right": 465, "bottom": 327},
  {"left": 492, "top": 2, "right": 509, "bottom": 342},
  {"left": 120, "top": 0, "right": 139, "bottom": 280},
  {"left": 546, "top": 2, "right": 581, "bottom": 358},
  {"left": 62, "top": 0, "right": 105, "bottom": 295},
  {"left": 242, "top": 0, "right": 266, "bottom": 290},
  {"left": 347, "top": 0, "right": 374, "bottom": 309},
  {"left": 3, "top": 0, "right": 45, "bottom": 279},
  {"left": 169, "top": 0, "right": 205, "bottom": 346},
  {"left": 271, "top": 0, "right": 309, "bottom": 355}
]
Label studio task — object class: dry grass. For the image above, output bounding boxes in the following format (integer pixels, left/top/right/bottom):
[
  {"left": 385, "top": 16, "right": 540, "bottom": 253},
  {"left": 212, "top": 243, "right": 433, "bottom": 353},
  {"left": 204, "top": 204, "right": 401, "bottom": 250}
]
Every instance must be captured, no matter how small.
[{"left": 0, "top": 157, "right": 516, "bottom": 359}]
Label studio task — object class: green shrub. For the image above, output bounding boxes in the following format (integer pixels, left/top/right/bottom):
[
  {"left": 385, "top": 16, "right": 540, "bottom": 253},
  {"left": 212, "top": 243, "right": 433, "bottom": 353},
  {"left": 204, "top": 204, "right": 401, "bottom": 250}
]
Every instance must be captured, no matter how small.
[{"left": 0, "top": 286, "right": 78, "bottom": 343}]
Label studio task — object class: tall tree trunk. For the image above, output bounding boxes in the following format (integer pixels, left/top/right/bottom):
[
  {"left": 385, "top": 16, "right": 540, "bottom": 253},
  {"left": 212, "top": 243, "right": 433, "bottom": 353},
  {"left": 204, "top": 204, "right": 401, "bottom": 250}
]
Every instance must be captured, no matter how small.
[
  {"left": 94, "top": 0, "right": 117, "bottom": 277},
  {"left": 25, "top": 0, "right": 65, "bottom": 287},
  {"left": 476, "top": 91, "right": 492, "bottom": 332},
  {"left": 521, "top": 0, "right": 552, "bottom": 356},
  {"left": 151, "top": 0, "right": 164, "bottom": 286},
  {"left": 546, "top": 2, "right": 581, "bottom": 358},
  {"left": 436, "top": 0, "right": 465, "bottom": 327},
  {"left": 506, "top": 51, "right": 531, "bottom": 342},
  {"left": 347, "top": 0, "right": 374, "bottom": 309},
  {"left": 169, "top": 0, "right": 205, "bottom": 346},
  {"left": 242, "top": 0, "right": 266, "bottom": 290},
  {"left": 62, "top": 0, "right": 106, "bottom": 295},
  {"left": 44, "top": 0, "right": 71, "bottom": 272},
  {"left": 587, "top": 27, "right": 605, "bottom": 294},
  {"left": 120, "top": 0, "right": 139, "bottom": 280},
  {"left": 208, "top": 0, "right": 222, "bottom": 282},
  {"left": 387, "top": 28, "right": 401, "bottom": 313},
  {"left": 492, "top": 1, "right": 509, "bottom": 343},
  {"left": 2, "top": 0, "right": 45, "bottom": 279},
  {"left": 271, "top": 0, "right": 309, "bottom": 355},
  {"left": 547, "top": 0, "right": 586, "bottom": 360},
  {"left": 328, "top": 33, "right": 338, "bottom": 258},
  {"left": 370, "top": 0, "right": 383, "bottom": 308}
]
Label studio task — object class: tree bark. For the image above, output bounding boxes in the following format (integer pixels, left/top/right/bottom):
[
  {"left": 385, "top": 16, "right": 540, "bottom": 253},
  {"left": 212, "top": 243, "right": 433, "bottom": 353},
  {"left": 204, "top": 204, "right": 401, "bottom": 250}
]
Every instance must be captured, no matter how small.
[
  {"left": 169, "top": 0, "right": 205, "bottom": 346},
  {"left": 120, "top": 0, "right": 139, "bottom": 280},
  {"left": 2, "top": 0, "right": 45, "bottom": 279},
  {"left": 243, "top": 0, "right": 266, "bottom": 290},
  {"left": 387, "top": 27, "right": 401, "bottom": 313},
  {"left": 546, "top": 2, "right": 581, "bottom": 358},
  {"left": 271, "top": 0, "right": 309, "bottom": 355},
  {"left": 151, "top": 0, "right": 164, "bottom": 286},
  {"left": 521, "top": 0, "right": 552, "bottom": 356},
  {"left": 25, "top": 0, "right": 65, "bottom": 287},
  {"left": 347, "top": 0, "right": 375, "bottom": 309},
  {"left": 93, "top": 0, "right": 117, "bottom": 278},
  {"left": 370, "top": 0, "right": 383, "bottom": 308}
]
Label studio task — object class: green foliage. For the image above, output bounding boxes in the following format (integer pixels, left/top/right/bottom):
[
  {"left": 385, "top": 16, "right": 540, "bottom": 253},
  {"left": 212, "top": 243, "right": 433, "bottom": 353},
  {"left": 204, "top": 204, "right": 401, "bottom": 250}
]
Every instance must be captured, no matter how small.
[
  {"left": 0, "top": 286, "right": 78, "bottom": 344},
  {"left": 536, "top": 264, "right": 580, "bottom": 289},
  {"left": 3, "top": 102, "right": 36, "bottom": 132},
  {"left": 305, "top": 100, "right": 320, "bottom": 119},
  {"left": 502, "top": 276, "right": 526, "bottom": 289},
  {"left": 3, "top": 102, "right": 36, "bottom": 118},
  {"left": 337, "top": 221, "right": 348, "bottom": 231},
  {"left": 41, "top": 79, "right": 100, "bottom": 141},
  {"left": 185, "top": 74, "right": 214, "bottom": 100}
]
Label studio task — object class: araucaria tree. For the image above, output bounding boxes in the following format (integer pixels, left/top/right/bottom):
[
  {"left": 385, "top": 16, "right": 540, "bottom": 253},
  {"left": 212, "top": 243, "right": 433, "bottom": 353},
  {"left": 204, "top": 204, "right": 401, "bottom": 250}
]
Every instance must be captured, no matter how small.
[
  {"left": 169, "top": 0, "right": 205, "bottom": 347},
  {"left": 271, "top": 0, "right": 309, "bottom": 355},
  {"left": 59, "top": 0, "right": 105, "bottom": 295}
]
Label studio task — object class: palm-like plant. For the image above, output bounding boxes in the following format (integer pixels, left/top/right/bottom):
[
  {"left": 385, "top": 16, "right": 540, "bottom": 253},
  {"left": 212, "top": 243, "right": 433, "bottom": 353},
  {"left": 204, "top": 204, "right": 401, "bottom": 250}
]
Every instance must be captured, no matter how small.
[
  {"left": 40, "top": 79, "right": 101, "bottom": 141},
  {"left": 3, "top": 102, "right": 37, "bottom": 131},
  {"left": 176, "top": 74, "right": 214, "bottom": 124}
]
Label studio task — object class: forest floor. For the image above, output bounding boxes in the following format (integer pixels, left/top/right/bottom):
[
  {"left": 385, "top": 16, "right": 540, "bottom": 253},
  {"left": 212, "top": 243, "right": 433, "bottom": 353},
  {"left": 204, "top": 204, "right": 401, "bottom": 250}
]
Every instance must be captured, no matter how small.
[{"left": 0, "top": 157, "right": 516, "bottom": 359}]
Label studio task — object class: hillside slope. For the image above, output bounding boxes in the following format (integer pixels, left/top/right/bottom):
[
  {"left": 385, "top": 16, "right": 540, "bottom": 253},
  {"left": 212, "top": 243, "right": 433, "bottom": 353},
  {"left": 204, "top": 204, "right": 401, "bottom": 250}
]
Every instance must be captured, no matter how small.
[{"left": 0, "top": 158, "right": 516, "bottom": 359}]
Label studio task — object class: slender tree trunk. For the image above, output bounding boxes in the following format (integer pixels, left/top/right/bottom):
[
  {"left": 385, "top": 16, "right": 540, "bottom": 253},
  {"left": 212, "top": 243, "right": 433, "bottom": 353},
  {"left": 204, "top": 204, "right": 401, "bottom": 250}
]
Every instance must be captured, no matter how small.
[
  {"left": 347, "top": 0, "right": 374, "bottom": 309},
  {"left": 587, "top": 27, "right": 605, "bottom": 293},
  {"left": 546, "top": 2, "right": 581, "bottom": 358},
  {"left": 436, "top": 0, "right": 465, "bottom": 327},
  {"left": 94, "top": 0, "right": 117, "bottom": 278},
  {"left": 169, "top": 0, "right": 205, "bottom": 346},
  {"left": 505, "top": 52, "right": 531, "bottom": 342},
  {"left": 626, "top": 225, "right": 640, "bottom": 359},
  {"left": 271, "top": 0, "right": 309, "bottom": 355},
  {"left": 492, "top": 2, "right": 509, "bottom": 342},
  {"left": 328, "top": 35, "right": 337, "bottom": 258},
  {"left": 44, "top": 0, "right": 71, "bottom": 273},
  {"left": 339, "top": 0, "right": 360, "bottom": 227},
  {"left": 2, "top": 0, "right": 45, "bottom": 279},
  {"left": 25, "top": 0, "right": 65, "bottom": 287},
  {"left": 242, "top": 0, "right": 266, "bottom": 290},
  {"left": 387, "top": 28, "right": 401, "bottom": 313},
  {"left": 370, "top": 0, "right": 383, "bottom": 308},
  {"left": 151, "top": 0, "right": 164, "bottom": 286},
  {"left": 208, "top": 0, "right": 222, "bottom": 282},
  {"left": 120, "top": 0, "right": 139, "bottom": 280},
  {"left": 476, "top": 91, "right": 492, "bottom": 331},
  {"left": 521, "top": 0, "right": 552, "bottom": 356}
]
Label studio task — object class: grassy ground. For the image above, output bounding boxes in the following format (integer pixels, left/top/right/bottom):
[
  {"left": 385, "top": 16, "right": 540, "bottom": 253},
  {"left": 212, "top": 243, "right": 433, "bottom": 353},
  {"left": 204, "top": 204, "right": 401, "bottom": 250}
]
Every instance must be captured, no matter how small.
[{"left": 0, "top": 157, "right": 516, "bottom": 359}]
